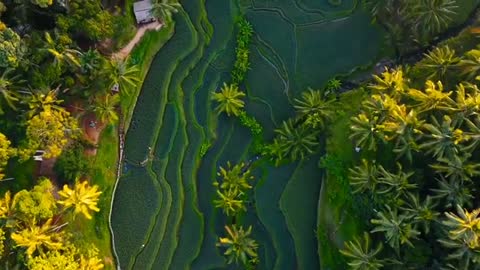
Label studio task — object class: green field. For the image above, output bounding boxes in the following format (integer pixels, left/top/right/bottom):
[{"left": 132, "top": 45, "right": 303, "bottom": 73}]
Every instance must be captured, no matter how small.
[{"left": 111, "top": 0, "right": 387, "bottom": 269}]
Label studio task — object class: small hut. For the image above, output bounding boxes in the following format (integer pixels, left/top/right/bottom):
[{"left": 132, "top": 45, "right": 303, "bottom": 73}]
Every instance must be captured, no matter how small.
[{"left": 133, "top": 0, "right": 156, "bottom": 25}]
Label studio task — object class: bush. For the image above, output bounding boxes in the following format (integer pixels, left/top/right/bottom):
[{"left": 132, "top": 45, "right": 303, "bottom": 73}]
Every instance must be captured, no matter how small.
[
  {"left": 54, "top": 143, "right": 91, "bottom": 185},
  {"left": 238, "top": 111, "right": 262, "bottom": 136},
  {"left": 231, "top": 18, "right": 254, "bottom": 85}
]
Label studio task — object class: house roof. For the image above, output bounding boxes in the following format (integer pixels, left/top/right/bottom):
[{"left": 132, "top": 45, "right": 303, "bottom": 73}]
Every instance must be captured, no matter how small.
[{"left": 133, "top": 0, "right": 155, "bottom": 23}]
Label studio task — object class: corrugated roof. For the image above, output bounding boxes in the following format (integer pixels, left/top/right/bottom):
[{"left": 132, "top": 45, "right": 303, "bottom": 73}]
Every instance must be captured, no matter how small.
[{"left": 133, "top": 0, "right": 152, "bottom": 12}]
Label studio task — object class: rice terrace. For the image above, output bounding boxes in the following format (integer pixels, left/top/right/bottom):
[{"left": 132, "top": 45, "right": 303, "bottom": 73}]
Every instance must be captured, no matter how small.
[{"left": 110, "top": 0, "right": 480, "bottom": 269}]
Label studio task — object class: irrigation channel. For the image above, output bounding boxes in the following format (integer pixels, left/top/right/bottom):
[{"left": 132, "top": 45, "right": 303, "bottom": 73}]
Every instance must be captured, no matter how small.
[{"left": 109, "top": 0, "right": 478, "bottom": 269}]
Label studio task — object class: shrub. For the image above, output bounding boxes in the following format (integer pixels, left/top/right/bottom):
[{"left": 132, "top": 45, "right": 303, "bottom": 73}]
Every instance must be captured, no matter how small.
[
  {"left": 231, "top": 18, "right": 254, "bottom": 85},
  {"left": 54, "top": 143, "right": 91, "bottom": 185},
  {"left": 199, "top": 142, "right": 211, "bottom": 157},
  {"left": 238, "top": 111, "right": 262, "bottom": 136}
]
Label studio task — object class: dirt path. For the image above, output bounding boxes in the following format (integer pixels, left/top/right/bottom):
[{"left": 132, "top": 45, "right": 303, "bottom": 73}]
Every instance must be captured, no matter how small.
[
  {"left": 113, "top": 21, "right": 163, "bottom": 60},
  {"left": 82, "top": 113, "right": 104, "bottom": 156}
]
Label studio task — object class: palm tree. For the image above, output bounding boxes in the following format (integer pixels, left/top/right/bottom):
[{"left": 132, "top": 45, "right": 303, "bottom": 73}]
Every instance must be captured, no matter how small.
[
  {"left": 408, "top": 80, "right": 455, "bottom": 113},
  {"left": 381, "top": 105, "right": 424, "bottom": 161},
  {"left": 350, "top": 113, "right": 384, "bottom": 151},
  {"left": 431, "top": 176, "right": 474, "bottom": 208},
  {"left": 103, "top": 58, "right": 140, "bottom": 96},
  {"left": 340, "top": 232, "right": 385, "bottom": 270},
  {"left": 0, "top": 68, "right": 22, "bottom": 114},
  {"left": 420, "top": 115, "right": 466, "bottom": 159},
  {"left": 377, "top": 163, "right": 417, "bottom": 199},
  {"left": 212, "top": 83, "right": 245, "bottom": 116},
  {"left": 418, "top": 46, "right": 459, "bottom": 80},
  {"left": 274, "top": 119, "right": 319, "bottom": 161},
  {"left": 213, "top": 189, "right": 246, "bottom": 217},
  {"left": 453, "top": 83, "right": 480, "bottom": 119},
  {"left": 348, "top": 159, "right": 379, "bottom": 193},
  {"left": 261, "top": 138, "right": 284, "bottom": 165},
  {"left": 91, "top": 94, "right": 120, "bottom": 125},
  {"left": 371, "top": 205, "right": 420, "bottom": 252},
  {"left": 42, "top": 32, "right": 81, "bottom": 68},
  {"left": 217, "top": 225, "right": 258, "bottom": 266},
  {"left": 369, "top": 68, "right": 408, "bottom": 97},
  {"left": 430, "top": 154, "right": 480, "bottom": 183},
  {"left": 150, "top": 0, "right": 181, "bottom": 23},
  {"left": 214, "top": 161, "right": 254, "bottom": 195},
  {"left": 401, "top": 193, "right": 439, "bottom": 234},
  {"left": 293, "top": 88, "right": 334, "bottom": 129},
  {"left": 443, "top": 205, "right": 480, "bottom": 243},
  {"left": 409, "top": 0, "right": 458, "bottom": 35},
  {"left": 458, "top": 47, "right": 480, "bottom": 80},
  {"left": 11, "top": 218, "right": 63, "bottom": 256},
  {"left": 438, "top": 237, "right": 480, "bottom": 270},
  {"left": 57, "top": 180, "right": 102, "bottom": 220}
]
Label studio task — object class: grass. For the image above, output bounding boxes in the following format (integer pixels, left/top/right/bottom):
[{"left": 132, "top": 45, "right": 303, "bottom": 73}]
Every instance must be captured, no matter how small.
[{"left": 76, "top": 124, "right": 118, "bottom": 270}]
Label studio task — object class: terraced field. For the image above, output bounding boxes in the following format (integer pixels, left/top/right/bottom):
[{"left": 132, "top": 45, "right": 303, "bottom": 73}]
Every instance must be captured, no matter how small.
[{"left": 111, "top": 0, "right": 385, "bottom": 269}]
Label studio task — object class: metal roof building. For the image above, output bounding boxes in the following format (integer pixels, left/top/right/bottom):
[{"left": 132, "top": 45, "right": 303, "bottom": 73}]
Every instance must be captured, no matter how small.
[{"left": 133, "top": 0, "right": 156, "bottom": 24}]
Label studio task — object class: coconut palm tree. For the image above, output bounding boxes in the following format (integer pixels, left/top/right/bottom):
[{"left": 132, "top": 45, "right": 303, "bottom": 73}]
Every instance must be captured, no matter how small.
[
  {"left": 293, "top": 88, "right": 334, "bottom": 129},
  {"left": 91, "top": 94, "right": 120, "bottom": 125},
  {"left": 453, "top": 83, "right": 480, "bottom": 119},
  {"left": 430, "top": 154, "right": 480, "bottom": 183},
  {"left": 401, "top": 193, "right": 439, "bottom": 234},
  {"left": 377, "top": 163, "right": 417, "bottom": 199},
  {"left": 11, "top": 218, "right": 63, "bottom": 256},
  {"left": 371, "top": 205, "right": 420, "bottom": 252},
  {"left": 381, "top": 104, "right": 424, "bottom": 161},
  {"left": 26, "top": 89, "right": 64, "bottom": 117},
  {"left": 420, "top": 115, "right": 466, "bottom": 159},
  {"left": 57, "top": 180, "right": 102, "bottom": 220},
  {"left": 350, "top": 113, "right": 384, "bottom": 151},
  {"left": 348, "top": 159, "right": 379, "bottom": 193},
  {"left": 274, "top": 119, "right": 319, "bottom": 161},
  {"left": 150, "top": 0, "right": 181, "bottom": 23},
  {"left": 458, "top": 47, "right": 480, "bottom": 80},
  {"left": 217, "top": 225, "right": 258, "bottom": 266},
  {"left": 369, "top": 68, "right": 408, "bottom": 97},
  {"left": 438, "top": 237, "right": 480, "bottom": 270},
  {"left": 214, "top": 161, "right": 254, "bottom": 195},
  {"left": 103, "top": 58, "right": 140, "bottom": 96},
  {"left": 408, "top": 80, "right": 455, "bottom": 113},
  {"left": 213, "top": 189, "right": 246, "bottom": 217},
  {"left": 212, "top": 83, "right": 245, "bottom": 116},
  {"left": 418, "top": 46, "right": 459, "bottom": 80},
  {"left": 0, "top": 68, "right": 22, "bottom": 114},
  {"left": 443, "top": 205, "right": 480, "bottom": 243},
  {"left": 409, "top": 0, "right": 458, "bottom": 35},
  {"left": 431, "top": 176, "right": 474, "bottom": 208},
  {"left": 262, "top": 138, "right": 284, "bottom": 165},
  {"left": 340, "top": 232, "right": 385, "bottom": 270}
]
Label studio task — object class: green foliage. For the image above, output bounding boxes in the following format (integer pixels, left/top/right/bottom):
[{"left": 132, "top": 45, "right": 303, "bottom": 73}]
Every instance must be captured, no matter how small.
[
  {"left": 238, "top": 110, "right": 262, "bottom": 136},
  {"left": 30, "top": 0, "right": 53, "bottom": 8},
  {"left": 151, "top": 0, "right": 181, "bottom": 23},
  {"left": 14, "top": 178, "right": 57, "bottom": 221},
  {"left": 273, "top": 119, "right": 319, "bottom": 162},
  {"left": 340, "top": 232, "right": 384, "bottom": 270},
  {"left": 217, "top": 225, "right": 259, "bottom": 266},
  {"left": 294, "top": 88, "right": 335, "bottom": 129},
  {"left": 212, "top": 83, "right": 245, "bottom": 116},
  {"left": 213, "top": 161, "right": 254, "bottom": 217},
  {"left": 56, "top": 0, "right": 114, "bottom": 41},
  {"left": 231, "top": 18, "right": 254, "bottom": 84},
  {"left": 0, "top": 28, "right": 26, "bottom": 68},
  {"left": 199, "top": 142, "right": 211, "bottom": 157},
  {"left": 54, "top": 143, "right": 91, "bottom": 185}
]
